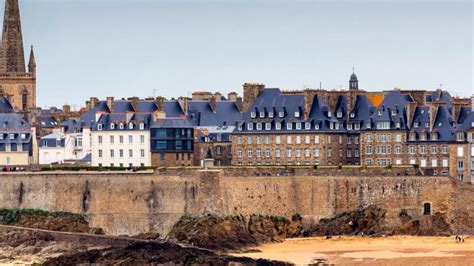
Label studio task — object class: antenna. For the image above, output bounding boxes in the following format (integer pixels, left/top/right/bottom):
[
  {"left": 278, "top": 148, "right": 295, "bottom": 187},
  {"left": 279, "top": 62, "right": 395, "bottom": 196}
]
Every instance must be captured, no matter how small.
[
  {"left": 320, "top": 82, "right": 322, "bottom": 90},
  {"left": 352, "top": 66, "right": 355, "bottom": 74},
  {"left": 153, "top": 89, "right": 156, "bottom": 98}
]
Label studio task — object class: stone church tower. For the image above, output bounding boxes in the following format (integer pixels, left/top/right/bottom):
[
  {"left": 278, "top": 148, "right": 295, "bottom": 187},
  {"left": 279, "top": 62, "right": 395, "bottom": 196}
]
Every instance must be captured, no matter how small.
[{"left": 0, "top": 0, "right": 36, "bottom": 112}]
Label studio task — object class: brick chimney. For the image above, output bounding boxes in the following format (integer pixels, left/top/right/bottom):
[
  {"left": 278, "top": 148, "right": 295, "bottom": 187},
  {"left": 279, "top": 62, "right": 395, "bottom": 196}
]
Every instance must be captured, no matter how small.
[
  {"left": 90, "top": 97, "right": 99, "bottom": 109},
  {"left": 406, "top": 101, "right": 417, "bottom": 128},
  {"left": 243, "top": 83, "right": 264, "bottom": 113},
  {"left": 227, "top": 92, "right": 238, "bottom": 101},
  {"left": 236, "top": 97, "right": 243, "bottom": 113},
  {"left": 63, "top": 104, "right": 71, "bottom": 114},
  {"left": 85, "top": 100, "right": 91, "bottom": 111},
  {"left": 428, "top": 101, "right": 445, "bottom": 131},
  {"left": 178, "top": 97, "right": 189, "bottom": 116},
  {"left": 128, "top": 97, "right": 140, "bottom": 112},
  {"left": 106, "top": 97, "right": 114, "bottom": 113},
  {"left": 155, "top": 96, "right": 165, "bottom": 112},
  {"left": 210, "top": 96, "right": 217, "bottom": 113}
]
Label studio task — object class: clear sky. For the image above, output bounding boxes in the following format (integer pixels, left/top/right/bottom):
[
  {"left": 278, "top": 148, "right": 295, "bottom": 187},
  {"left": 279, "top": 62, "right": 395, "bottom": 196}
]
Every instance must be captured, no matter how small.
[{"left": 12, "top": 0, "right": 474, "bottom": 109}]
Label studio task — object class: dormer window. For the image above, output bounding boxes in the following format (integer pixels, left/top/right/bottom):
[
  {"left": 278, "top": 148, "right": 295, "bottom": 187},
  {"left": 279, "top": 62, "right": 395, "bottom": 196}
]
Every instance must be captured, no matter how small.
[
  {"left": 275, "top": 123, "right": 281, "bottom": 130},
  {"left": 366, "top": 121, "right": 371, "bottom": 129},
  {"left": 265, "top": 123, "right": 271, "bottom": 130},
  {"left": 296, "top": 123, "right": 302, "bottom": 130},
  {"left": 9, "top": 133, "right": 15, "bottom": 140},
  {"left": 329, "top": 123, "right": 334, "bottom": 130},
  {"left": 238, "top": 125, "right": 243, "bottom": 131},
  {"left": 21, "top": 133, "right": 26, "bottom": 140},
  {"left": 432, "top": 133, "right": 438, "bottom": 141},
  {"left": 247, "top": 123, "right": 253, "bottom": 130},
  {"left": 420, "top": 133, "right": 427, "bottom": 141},
  {"left": 457, "top": 133, "right": 464, "bottom": 141},
  {"left": 110, "top": 123, "right": 115, "bottom": 129},
  {"left": 391, "top": 110, "right": 397, "bottom": 116},
  {"left": 350, "top": 113, "right": 355, "bottom": 118},
  {"left": 439, "top": 122, "right": 443, "bottom": 127},
  {"left": 414, "top": 122, "right": 419, "bottom": 128},
  {"left": 286, "top": 123, "right": 293, "bottom": 130},
  {"left": 327, "top": 111, "right": 332, "bottom": 118},
  {"left": 97, "top": 124, "right": 103, "bottom": 131},
  {"left": 378, "top": 110, "right": 383, "bottom": 116},
  {"left": 256, "top": 123, "right": 262, "bottom": 130},
  {"left": 294, "top": 111, "right": 300, "bottom": 118},
  {"left": 0, "top": 134, "right": 4, "bottom": 140},
  {"left": 396, "top": 122, "right": 401, "bottom": 129},
  {"left": 409, "top": 133, "right": 416, "bottom": 141},
  {"left": 315, "top": 124, "right": 320, "bottom": 130},
  {"left": 268, "top": 112, "right": 274, "bottom": 118},
  {"left": 425, "top": 122, "right": 429, "bottom": 128},
  {"left": 251, "top": 112, "right": 256, "bottom": 118},
  {"left": 139, "top": 123, "right": 145, "bottom": 130},
  {"left": 335, "top": 123, "right": 339, "bottom": 130},
  {"left": 129, "top": 123, "right": 134, "bottom": 129},
  {"left": 347, "top": 123, "right": 353, "bottom": 130},
  {"left": 259, "top": 112, "right": 265, "bottom": 118},
  {"left": 305, "top": 122, "right": 311, "bottom": 130},
  {"left": 354, "top": 123, "right": 360, "bottom": 130},
  {"left": 337, "top": 111, "right": 342, "bottom": 118},
  {"left": 279, "top": 111, "right": 284, "bottom": 118}
]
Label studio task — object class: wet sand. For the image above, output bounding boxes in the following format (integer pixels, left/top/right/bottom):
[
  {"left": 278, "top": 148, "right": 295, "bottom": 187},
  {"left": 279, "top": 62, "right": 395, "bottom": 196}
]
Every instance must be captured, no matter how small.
[{"left": 231, "top": 236, "right": 474, "bottom": 265}]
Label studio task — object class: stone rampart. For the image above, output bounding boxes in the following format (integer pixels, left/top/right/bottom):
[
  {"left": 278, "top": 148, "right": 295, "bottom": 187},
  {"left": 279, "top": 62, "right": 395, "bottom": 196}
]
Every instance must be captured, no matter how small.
[{"left": 0, "top": 170, "right": 471, "bottom": 236}]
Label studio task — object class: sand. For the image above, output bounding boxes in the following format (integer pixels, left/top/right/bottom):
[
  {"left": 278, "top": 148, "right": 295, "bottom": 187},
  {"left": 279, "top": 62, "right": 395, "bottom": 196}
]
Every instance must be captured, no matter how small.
[{"left": 231, "top": 236, "right": 474, "bottom": 265}]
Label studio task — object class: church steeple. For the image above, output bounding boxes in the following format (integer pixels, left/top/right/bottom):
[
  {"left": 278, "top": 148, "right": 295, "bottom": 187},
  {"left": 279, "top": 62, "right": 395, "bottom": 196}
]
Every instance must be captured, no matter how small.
[
  {"left": 28, "top": 44, "right": 35, "bottom": 75},
  {"left": 0, "top": 0, "right": 26, "bottom": 73},
  {"left": 349, "top": 68, "right": 359, "bottom": 90}
]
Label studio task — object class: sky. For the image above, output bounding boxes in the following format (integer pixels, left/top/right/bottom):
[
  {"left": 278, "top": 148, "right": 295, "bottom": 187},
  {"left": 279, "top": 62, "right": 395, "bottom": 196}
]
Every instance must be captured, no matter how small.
[{"left": 10, "top": 0, "right": 474, "bottom": 109}]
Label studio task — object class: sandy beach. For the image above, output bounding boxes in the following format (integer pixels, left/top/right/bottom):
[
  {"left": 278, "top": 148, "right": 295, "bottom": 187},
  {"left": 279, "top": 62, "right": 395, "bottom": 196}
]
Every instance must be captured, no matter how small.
[{"left": 231, "top": 236, "right": 474, "bottom": 265}]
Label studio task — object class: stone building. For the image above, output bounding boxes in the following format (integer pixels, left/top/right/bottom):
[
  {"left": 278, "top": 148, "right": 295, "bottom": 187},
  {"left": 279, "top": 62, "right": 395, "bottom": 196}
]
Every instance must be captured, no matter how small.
[{"left": 0, "top": 0, "right": 36, "bottom": 112}]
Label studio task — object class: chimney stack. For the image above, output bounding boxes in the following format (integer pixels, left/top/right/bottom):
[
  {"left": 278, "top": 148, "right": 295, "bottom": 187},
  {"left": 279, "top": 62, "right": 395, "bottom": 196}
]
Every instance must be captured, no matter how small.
[
  {"left": 406, "top": 101, "right": 417, "bottom": 128},
  {"left": 63, "top": 104, "right": 71, "bottom": 114},
  {"left": 90, "top": 97, "right": 99, "bottom": 109},
  {"left": 106, "top": 97, "right": 114, "bottom": 113},
  {"left": 236, "top": 97, "right": 243, "bottom": 113},
  {"left": 227, "top": 92, "right": 238, "bottom": 101},
  {"left": 242, "top": 83, "right": 265, "bottom": 113},
  {"left": 155, "top": 96, "right": 165, "bottom": 112},
  {"left": 128, "top": 96, "right": 140, "bottom": 112},
  {"left": 210, "top": 96, "right": 217, "bottom": 113},
  {"left": 85, "top": 100, "right": 91, "bottom": 111}
]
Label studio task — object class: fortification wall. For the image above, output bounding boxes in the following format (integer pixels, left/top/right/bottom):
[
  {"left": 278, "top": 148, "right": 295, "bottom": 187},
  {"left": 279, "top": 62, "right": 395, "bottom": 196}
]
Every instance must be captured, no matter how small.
[{"left": 0, "top": 171, "right": 470, "bottom": 236}]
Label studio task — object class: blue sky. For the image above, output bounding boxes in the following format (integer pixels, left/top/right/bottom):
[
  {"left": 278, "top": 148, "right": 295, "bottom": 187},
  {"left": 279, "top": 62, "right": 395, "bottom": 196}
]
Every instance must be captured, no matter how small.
[{"left": 13, "top": 0, "right": 474, "bottom": 109}]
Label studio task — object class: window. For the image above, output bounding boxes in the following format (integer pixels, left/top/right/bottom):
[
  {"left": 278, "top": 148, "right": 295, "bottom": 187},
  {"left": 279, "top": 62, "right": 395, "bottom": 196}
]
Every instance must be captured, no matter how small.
[
  {"left": 457, "top": 146, "right": 464, "bottom": 157},
  {"left": 409, "top": 145, "right": 415, "bottom": 155},
  {"left": 337, "top": 111, "right": 342, "bottom": 118},
  {"left": 315, "top": 124, "right": 320, "bottom": 130},
  {"left": 441, "top": 146, "right": 448, "bottom": 154},
  {"left": 354, "top": 137, "right": 359, "bottom": 144},
  {"left": 286, "top": 136, "right": 292, "bottom": 144},
  {"left": 442, "top": 159, "right": 448, "bottom": 167},
  {"left": 129, "top": 149, "right": 133, "bottom": 157},
  {"left": 265, "top": 136, "right": 270, "bottom": 144},
  {"left": 395, "top": 146, "right": 401, "bottom": 154},
  {"left": 98, "top": 149, "right": 103, "bottom": 158},
  {"left": 248, "top": 123, "right": 254, "bottom": 130},
  {"left": 431, "top": 159, "right": 437, "bottom": 167},
  {"left": 420, "top": 146, "right": 427, "bottom": 154},
  {"left": 395, "top": 134, "right": 401, "bottom": 142},
  {"left": 366, "top": 145, "right": 372, "bottom": 155},
  {"left": 279, "top": 111, "right": 284, "bottom": 118},
  {"left": 265, "top": 123, "right": 271, "bottom": 130},
  {"left": 347, "top": 149, "right": 352, "bottom": 157},
  {"left": 414, "top": 122, "right": 419, "bottom": 128},
  {"left": 128, "top": 135, "right": 133, "bottom": 144},
  {"left": 395, "top": 122, "right": 401, "bottom": 129},
  {"left": 305, "top": 135, "right": 310, "bottom": 144},
  {"left": 119, "top": 149, "right": 124, "bottom": 157},
  {"left": 355, "top": 149, "right": 360, "bottom": 157},
  {"left": 287, "top": 123, "right": 293, "bottom": 130},
  {"left": 457, "top": 133, "right": 465, "bottom": 141},
  {"left": 295, "top": 148, "right": 301, "bottom": 158},
  {"left": 110, "top": 149, "right": 115, "bottom": 158},
  {"left": 275, "top": 123, "right": 281, "bottom": 130},
  {"left": 259, "top": 111, "right": 265, "bottom": 118},
  {"left": 420, "top": 159, "right": 427, "bottom": 168},
  {"left": 119, "top": 123, "right": 124, "bottom": 129},
  {"left": 275, "top": 148, "right": 281, "bottom": 158},
  {"left": 314, "top": 148, "right": 320, "bottom": 157},
  {"left": 350, "top": 113, "right": 355, "bottom": 118},
  {"left": 265, "top": 148, "right": 271, "bottom": 158},
  {"left": 248, "top": 149, "right": 253, "bottom": 157},
  {"left": 98, "top": 136, "right": 103, "bottom": 144},
  {"left": 237, "top": 136, "right": 242, "bottom": 144},
  {"left": 296, "top": 123, "right": 302, "bottom": 130},
  {"left": 237, "top": 149, "right": 243, "bottom": 157},
  {"left": 314, "top": 135, "right": 319, "bottom": 144},
  {"left": 376, "top": 122, "right": 390, "bottom": 129},
  {"left": 366, "top": 134, "right": 372, "bottom": 142},
  {"left": 110, "top": 123, "right": 115, "bottom": 129},
  {"left": 98, "top": 124, "right": 103, "bottom": 131},
  {"left": 21, "top": 133, "right": 26, "bottom": 140},
  {"left": 119, "top": 135, "right": 124, "bottom": 144},
  {"left": 129, "top": 123, "right": 134, "bottom": 129},
  {"left": 432, "top": 133, "right": 438, "bottom": 141},
  {"left": 110, "top": 135, "right": 114, "bottom": 144},
  {"left": 423, "top": 203, "right": 431, "bottom": 216},
  {"left": 251, "top": 112, "right": 256, "bottom": 118},
  {"left": 431, "top": 145, "right": 437, "bottom": 154},
  {"left": 287, "top": 148, "right": 292, "bottom": 157},
  {"left": 366, "top": 121, "right": 371, "bottom": 129},
  {"left": 347, "top": 137, "right": 352, "bottom": 144},
  {"left": 296, "top": 136, "right": 301, "bottom": 144},
  {"left": 305, "top": 122, "right": 311, "bottom": 130},
  {"left": 256, "top": 136, "right": 262, "bottom": 144},
  {"left": 256, "top": 148, "right": 262, "bottom": 157},
  {"left": 305, "top": 149, "right": 310, "bottom": 158},
  {"left": 457, "top": 160, "right": 464, "bottom": 170},
  {"left": 268, "top": 112, "right": 274, "bottom": 118},
  {"left": 294, "top": 111, "right": 300, "bottom": 118},
  {"left": 9, "top": 134, "right": 14, "bottom": 140},
  {"left": 366, "top": 159, "right": 372, "bottom": 165},
  {"left": 139, "top": 123, "right": 145, "bottom": 130},
  {"left": 276, "top": 136, "right": 281, "bottom": 144},
  {"left": 256, "top": 123, "right": 262, "bottom": 130},
  {"left": 327, "top": 111, "right": 332, "bottom": 117},
  {"left": 391, "top": 110, "right": 397, "bottom": 116},
  {"left": 420, "top": 133, "right": 427, "bottom": 141}
]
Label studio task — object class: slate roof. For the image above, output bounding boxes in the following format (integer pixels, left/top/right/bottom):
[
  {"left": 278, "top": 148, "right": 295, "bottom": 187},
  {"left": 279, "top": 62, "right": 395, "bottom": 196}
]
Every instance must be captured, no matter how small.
[
  {"left": 0, "top": 114, "right": 31, "bottom": 132},
  {"left": 0, "top": 97, "right": 15, "bottom": 113},
  {"left": 151, "top": 118, "right": 194, "bottom": 128},
  {"left": 36, "top": 115, "right": 58, "bottom": 129}
]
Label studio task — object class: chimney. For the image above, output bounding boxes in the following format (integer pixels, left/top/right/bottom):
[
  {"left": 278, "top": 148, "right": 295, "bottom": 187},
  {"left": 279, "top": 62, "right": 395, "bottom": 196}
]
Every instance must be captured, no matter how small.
[
  {"left": 153, "top": 110, "right": 166, "bottom": 121},
  {"left": 214, "top": 92, "right": 222, "bottom": 101},
  {"left": 210, "top": 96, "right": 217, "bottom": 113},
  {"left": 451, "top": 100, "right": 467, "bottom": 122},
  {"left": 243, "top": 83, "right": 265, "bottom": 113},
  {"left": 50, "top": 106, "right": 57, "bottom": 114},
  {"left": 236, "top": 97, "right": 243, "bottom": 113},
  {"left": 85, "top": 100, "right": 91, "bottom": 111},
  {"left": 471, "top": 95, "right": 474, "bottom": 111},
  {"left": 63, "top": 104, "right": 71, "bottom": 114},
  {"left": 106, "top": 97, "right": 114, "bottom": 112},
  {"left": 227, "top": 92, "right": 238, "bottom": 101},
  {"left": 90, "top": 97, "right": 99, "bottom": 109},
  {"left": 128, "top": 96, "right": 140, "bottom": 112},
  {"left": 155, "top": 96, "right": 165, "bottom": 112},
  {"left": 428, "top": 101, "right": 445, "bottom": 131},
  {"left": 178, "top": 97, "right": 189, "bottom": 116},
  {"left": 303, "top": 90, "right": 316, "bottom": 119},
  {"left": 406, "top": 101, "right": 417, "bottom": 128}
]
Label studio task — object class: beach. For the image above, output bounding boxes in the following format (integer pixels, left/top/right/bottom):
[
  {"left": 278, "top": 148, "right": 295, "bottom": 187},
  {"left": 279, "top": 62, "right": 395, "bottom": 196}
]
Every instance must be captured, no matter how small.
[{"left": 231, "top": 236, "right": 474, "bottom": 265}]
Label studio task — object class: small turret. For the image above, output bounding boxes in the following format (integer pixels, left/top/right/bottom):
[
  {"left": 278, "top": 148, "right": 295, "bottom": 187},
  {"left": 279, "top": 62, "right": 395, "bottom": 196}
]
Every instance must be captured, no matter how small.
[
  {"left": 349, "top": 69, "right": 359, "bottom": 90},
  {"left": 28, "top": 45, "right": 36, "bottom": 75}
]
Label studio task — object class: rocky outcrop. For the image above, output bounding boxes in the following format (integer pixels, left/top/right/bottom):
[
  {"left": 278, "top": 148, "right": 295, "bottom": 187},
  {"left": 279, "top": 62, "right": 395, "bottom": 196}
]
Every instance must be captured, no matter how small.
[
  {"left": 168, "top": 214, "right": 303, "bottom": 250},
  {"left": 0, "top": 209, "right": 102, "bottom": 234}
]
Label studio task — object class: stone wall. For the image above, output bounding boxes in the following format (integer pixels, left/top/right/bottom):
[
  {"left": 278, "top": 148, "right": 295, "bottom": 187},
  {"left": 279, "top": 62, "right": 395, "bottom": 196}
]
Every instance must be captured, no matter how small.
[{"left": 0, "top": 170, "right": 471, "bottom": 236}]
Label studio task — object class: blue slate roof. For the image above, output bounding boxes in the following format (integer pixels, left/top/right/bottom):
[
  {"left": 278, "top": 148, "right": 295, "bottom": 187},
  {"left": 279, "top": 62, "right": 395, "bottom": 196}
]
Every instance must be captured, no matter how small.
[
  {"left": 151, "top": 118, "right": 194, "bottom": 128},
  {"left": 0, "top": 97, "right": 15, "bottom": 113},
  {"left": 36, "top": 115, "right": 59, "bottom": 129}
]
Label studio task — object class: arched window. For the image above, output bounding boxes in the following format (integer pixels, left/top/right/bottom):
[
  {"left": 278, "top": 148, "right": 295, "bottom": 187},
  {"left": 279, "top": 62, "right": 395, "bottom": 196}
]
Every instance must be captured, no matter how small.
[
  {"left": 21, "top": 90, "right": 28, "bottom": 111},
  {"left": 423, "top": 203, "right": 431, "bottom": 215}
]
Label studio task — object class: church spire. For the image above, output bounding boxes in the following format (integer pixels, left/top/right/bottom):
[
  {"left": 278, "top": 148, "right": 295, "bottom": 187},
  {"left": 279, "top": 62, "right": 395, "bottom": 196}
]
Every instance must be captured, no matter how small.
[
  {"left": 28, "top": 44, "right": 35, "bottom": 74},
  {"left": 0, "top": 0, "right": 26, "bottom": 73}
]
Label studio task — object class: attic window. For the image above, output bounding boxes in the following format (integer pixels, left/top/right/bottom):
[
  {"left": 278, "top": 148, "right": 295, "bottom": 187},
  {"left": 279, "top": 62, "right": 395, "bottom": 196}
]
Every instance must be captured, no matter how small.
[
  {"left": 0, "top": 134, "right": 3, "bottom": 140},
  {"left": 305, "top": 122, "right": 311, "bottom": 130},
  {"left": 265, "top": 123, "right": 271, "bottom": 130},
  {"left": 9, "top": 133, "right": 14, "bottom": 140},
  {"left": 378, "top": 110, "right": 382, "bottom": 116},
  {"left": 420, "top": 133, "right": 427, "bottom": 141},
  {"left": 367, "top": 121, "right": 371, "bottom": 129},
  {"left": 354, "top": 123, "right": 360, "bottom": 130},
  {"left": 256, "top": 123, "right": 262, "bottom": 130},
  {"left": 296, "top": 123, "right": 302, "bottom": 130},
  {"left": 247, "top": 123, "right": 253, "bottom": 130},
  {"left": 41, "top": 121, "right": 45, "bottom": 126},
  {"left": 287, "top": 123, "right": 293, "bottom": 130},
  {"left": 347, "top": 123, "right": 353, "bottom": 130},
  {"left": 337, "top": 111, "right": 342, "bottom": 118},
  {"left": 439, "top": 122, "right": 443, "bottom": 127},
  {"left": 421, "top": 110, "right": 425, "bottom": 114},
  {"left": 259, "top": 112, "right": 265, "bottom": 118},
  {"left": 98, "top": 124, "right": 103, "bottom": 131},
  {"left": 414, "top": 122, "right": 419, "bottom": 128},
  {"left": 425, "top": 122, "right": 429, "bottom": 128},
  {"left": 432, "top": 133, "right": 438, "bottom": 141},
  {"left": 139, "top": 123, "right": 145, "bottom": 130},
  {"left": 110, "top": 123, "right": 115, "bottom": 129},
  {"left": 268, "top": 112, "right": 274, "bottom": 118},
  {"left": 129, "top": 123, "right": 134, "bottom": 129},
  {"left": 295, "top": 112, "right": 300, "bottom": 118},
  {"left": 251, "top": 112, "right": 256, "bottom": 118},
  {"left": 391, "top": 110, "right": 397, "bottom": 116},
  {"left": 327, "top": 111, "right": 332, "bottom": 118},
  {"left": 275, "top": 122, "right": 281, "bottom": 130},
  {"left": 315, "top": 124, "right": 320, "bottom": 130},
  {"left": 119, "top": 123, "right": 124, "bottom": 129},
  {"left": 350, "top": 113, "right": 355, "bottom": 118},
  {"left": 238, "top": 124, "right": 243, "bottom": 131},
  {"left": 396, "top": 122, "right": 401, "bottom": 129},
  {"left": 279, "top": 111, "right": 284, "bottom": 118}
]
